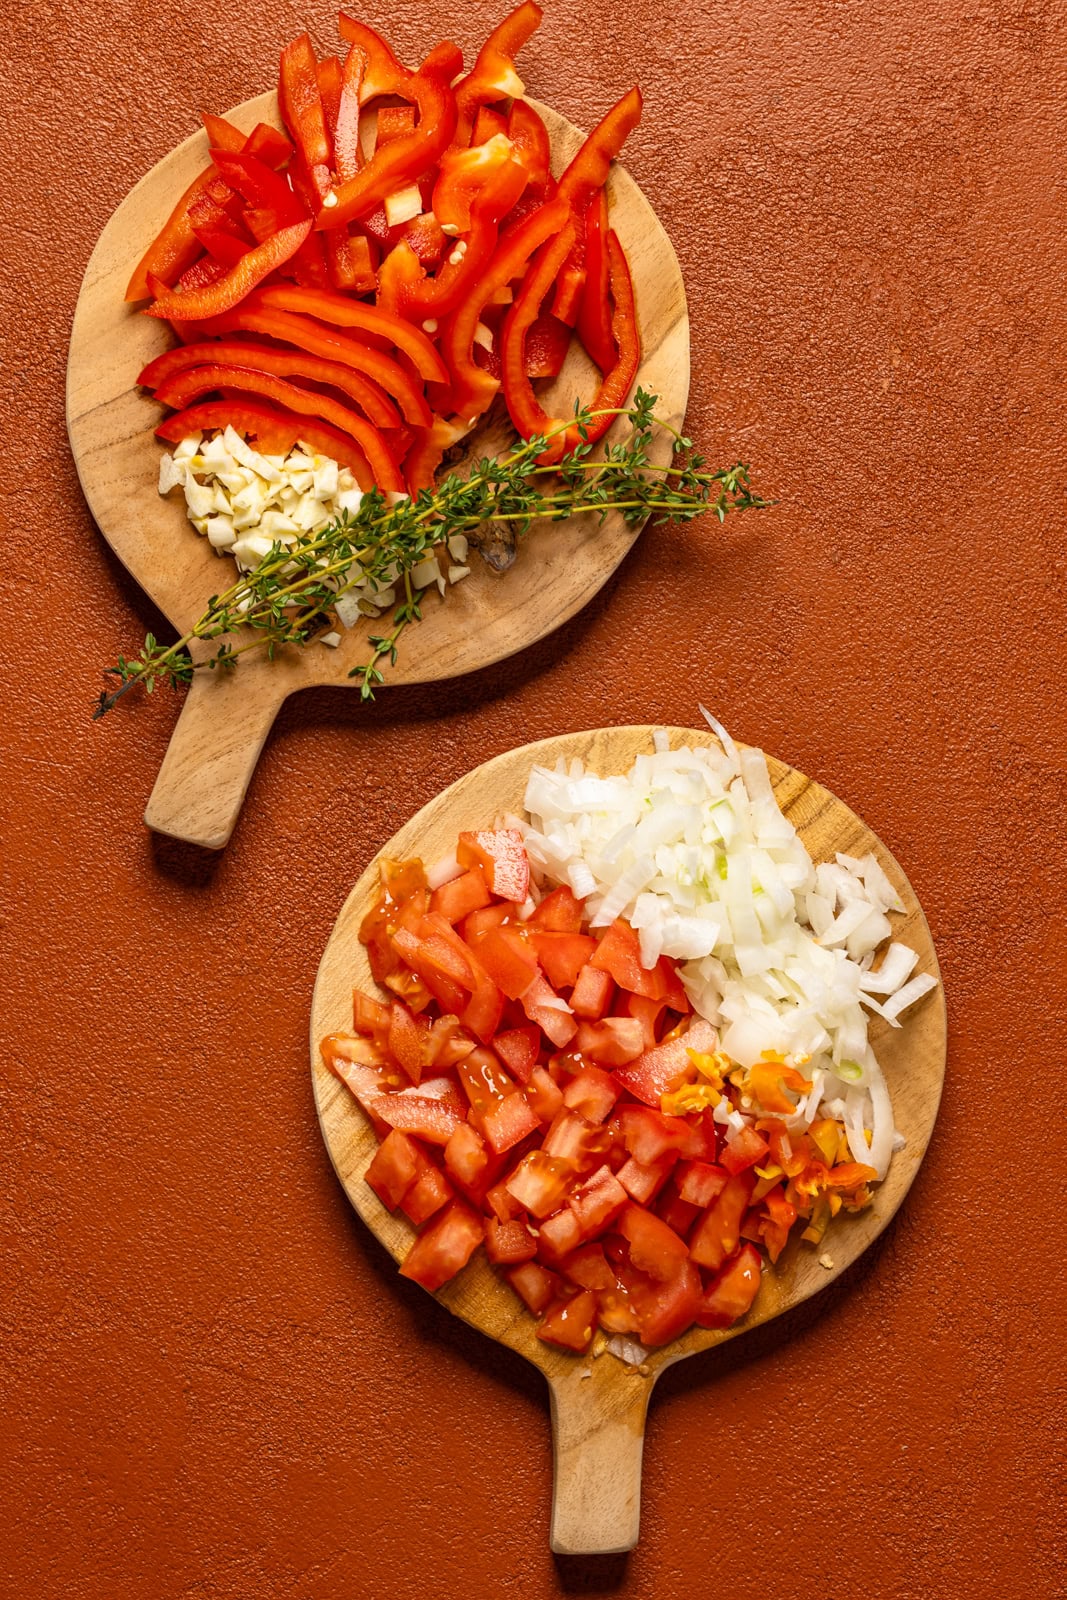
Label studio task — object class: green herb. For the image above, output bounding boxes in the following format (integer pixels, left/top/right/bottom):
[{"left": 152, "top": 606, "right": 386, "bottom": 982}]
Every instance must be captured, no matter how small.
[{"left": 94, "top": 389, "right": 771, "bottom": 719}]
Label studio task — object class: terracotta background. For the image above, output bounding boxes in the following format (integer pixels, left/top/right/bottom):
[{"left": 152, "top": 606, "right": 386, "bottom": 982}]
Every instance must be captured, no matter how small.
[{"left": 2, "top": 1, "right": 1065, "bottom": 1596}]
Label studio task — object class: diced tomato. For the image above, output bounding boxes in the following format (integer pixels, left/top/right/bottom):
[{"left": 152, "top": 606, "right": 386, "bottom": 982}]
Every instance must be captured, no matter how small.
[
  {"left": 559, "top": 1242, "right": 615, "bottom": 1292},
  {"left": 655, "top": 1175, "right": 701, "bottom": 1237},
  {"left": 353, "top": 989, "right": 391, "bottom": 1039},
  {"left": 397, "top": 1074, "right": 467, "bottom": 1116},
  {"left": 530, "top": 930, "right": 597, "bottom": 989},
  {"left": 625, "top": 992, "right": 667, "bottom": 1050},
  {"left": 507, "top": 1260, "right": 562, "bottom": 1313},
  {"left": 505, "top": 1149, "right": 574, "bottom": 1218},
  {"left": 574, "top": 1017, "right": 644, "bottom": 1067},
  {"left": 387, "top": 1000, "right": 429, "bottom": 1084},
  {"left": 482, "top": 1087, "right": 542, "bottom": 1155},
  {"left": 618, "top": 1104, "right": 703, "bottom": 1165},
  {"left": 443, "top": 1120, "right": 490, "bottom": 1190},
  {"left": 696, "top": 1243, "right": 762, "bottom": 1328},
  {"left": 424, "top": 1014, "right": 476, "bottom": 1069},
  {"left": 521, "top": 972, "right": 577, "bottom": 1047},
  {"left": 492, "top": 1025, "right": 540, "bottom": 1084},
  {"left": 541, "top": 1108, "right": 610, "bottom": 1169},
  {"left": 537, "top": 1289, "right": 597, "bottom": 1352},
  {"left": 689, "top": 1171, "right": 755, "bottom": 1272},
  {"left": 589, "top": 918, "right": 664, "bottom": 999},
  {"left": 477, "top": 924, "right": 539, "bottom": 999},
  {"left": 460, "top": 972, "right": 506, "bottom": 1044},
  {"left": 429, "top": 866, "right": 492, "bottom": 922},
  {"left": 569, "top": 963, "right": 615, "bottom": 1019},
  {"left": 400, "top": 1155, "right": 455, "bottom": 1225},
  {"left": 721, "top": 1125, "right": 771, "bottom": 1175},
  {"left": 485, "top": 1215, "right": 538, "bottom": 1265},
  {"left": 616, "top": 1151, "right": 677, "bottom": 1205},
  {"left": 367, "top": 1092, "right": 464, "bottom": 1146},
  {"left": 618, "top": 1202, "right": 690, "bottom": 1282},
  {"left": 536, "top": 1208, "right": 583, "bottom": 1263},
  {"left": 391, "top": 927, "right": 470, "bottom": 1014},
  {"left": 628, "top": 1259, "right": 702, "bottom": 1347},
  {"left": 526, "top": 1064, "right": 564, "bottom": 1123},
  {"left": 677, "top": 1159, "right": 728, "bottom": 1208},
  {"left": 399, "top": 1200, "right": 485, "bottom": 1291},
  {"left": 596, "top": 1283, "right": 643, "bottom": 1335},
  {"left": 612, "top": 1018, "right": 717, "bottom": 1106},
  {"left": 456, "top": 829, "right": 530, "bottom": 902},
  {"left": 486, "top": 1177, "right": 524, "bottom": 1223},
  {"left": 460, "top": 901, "right": 512, "bottom": 943},
  {"left": 456, "top": 1045, "right": 515, "bottom": 1119},
  {"left": 568, "top": 1164, "right": 628, "bottom": 1241},
  {"left": 528, "top": 885, "right": 586, "bottom": 932},
  {"left": 366, "top": 1129, "right": 420, "bottom": 1210},
  {"left": 562, "top": 1066, "right": 620, "bottom": 1125}
]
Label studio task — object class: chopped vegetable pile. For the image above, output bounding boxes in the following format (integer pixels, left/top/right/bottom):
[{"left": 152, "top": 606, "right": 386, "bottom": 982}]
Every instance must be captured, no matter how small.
[
  {"left": 131, "top": 4, "right": 643, "bottom": 498},
  {"left": 321, "top": 727, "right": 937, "bottom": 1357}
]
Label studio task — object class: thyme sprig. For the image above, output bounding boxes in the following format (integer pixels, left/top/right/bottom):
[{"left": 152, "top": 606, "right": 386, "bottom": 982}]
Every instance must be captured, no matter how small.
[{"left": 94, "top": 389, "right": 770, "bottom": 719}]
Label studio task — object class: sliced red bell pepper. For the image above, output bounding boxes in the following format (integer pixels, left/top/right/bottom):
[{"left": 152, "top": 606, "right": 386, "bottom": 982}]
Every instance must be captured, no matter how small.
[
  {"left": 208, "top": 147, "right": 308, "bottom": 232},
  {"left": 506, "top": 99, "right": 554, "bottom": 196},
  {"left": 250, "top": 282, "right": 447, "bottom": 384},
  {"left": 333, "top": 44, "right": 365, "bottom": 182},
  {"left": 139, "top": 337, "right": 401, "bottom": 429},
  {"left": 434, "top": 133, "right": 522, "bottom": 233},
  {"left": 144, "top": 219, "right": 312, "bottom": 320},
  {"left": 188, "top": 304, "right": 432, "bottom": 427},
  {"left": 403, "top": 416, "right": 457, "bottom": 494},
  {"left": 376, "top": 105, "right": 417, "bottom": 147},
  {"left": 241, "top": 122, "right": 294, "bottom": 170},
  {"left": 443, "top": 195, "right": 570, "bottom": 422},
  {"left": 555, "top": 86, "right": 643, "bottom": 215},
  {"left": 524, "top": 312, "right": 571, "bottom": 378},
  {"left": 174, "top": 257, "right": 229, "bottom": 292},
  {"left": 200, "top": 112, "right": 248, "bottom": 153},
  {"left": 316, "top": 54, "right": 343, "bottom": 135},
  {"left": 324, "top": 229, "right": 377, "bottom": 294},
  {"left": 152, "top": 364, "right": 403, "bottom": 491},
  {"left": 402, "top": 158, "right": 528, "bottom": 320},
  {"left": 555, "top": 230, "right": 641, "bottom": 454},
  {"left": 576, "top": 187, "right": 615, "bottom": 372},
  {"left": 279, "top": 32, "right": 333, "bottom": 201},
  {"left": 154, "top": 397, "right": 375, "bottom": 489},
  {"left": 499, "top": 216, "right": 577, "bottom": 448},
  {"left": 192, "top": 228, "right": 250, "bottom": 268},
  {"left": 317, "top": 42, "right": 462, "bottom": 228},
  {"left": 550, "top": 209, "right": 587, "bottom": 327},
  {"left": 337, "top": 14, "right": 412, "bottom": 100},
  {"left": 377, "top": 239, "right": 425, "bottom": 318},
  {"left": 472, "top": 105, "right": 508, "bottom": 145},
  {"left": 453, "top": 1, "right": 544, "bottom": 146}
]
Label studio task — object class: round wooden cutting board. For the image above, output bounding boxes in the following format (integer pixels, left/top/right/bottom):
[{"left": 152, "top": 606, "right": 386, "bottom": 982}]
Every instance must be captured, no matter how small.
[
  {"left": 66, "top": 95, "right": 689, "bottom": 849},
  {"left": 310, "top": 725, "right": 947, "bottom": 1555}
]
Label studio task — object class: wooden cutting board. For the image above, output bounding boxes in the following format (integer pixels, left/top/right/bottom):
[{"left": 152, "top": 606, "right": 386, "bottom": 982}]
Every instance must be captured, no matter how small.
[
  {"left": 66, "top": 95, "right": 689, "bottom": 849},
  {"left": 310, "top": 725, "right": 947, "bottom": 1554}
]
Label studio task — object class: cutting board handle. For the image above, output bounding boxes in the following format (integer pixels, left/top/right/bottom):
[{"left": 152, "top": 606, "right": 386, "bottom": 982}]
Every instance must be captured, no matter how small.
[
  {"left": 144, "top": 667, "right": 287, "bottom": 849},
  {"left": 548, "top": 1362, "right": 654, "bottom": 1556}
]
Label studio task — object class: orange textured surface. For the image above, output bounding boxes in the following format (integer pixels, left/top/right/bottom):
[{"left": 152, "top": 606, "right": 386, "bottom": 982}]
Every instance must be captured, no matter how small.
[{"left": 2, "top": 2, "right": 1065, "bottom": 1596}]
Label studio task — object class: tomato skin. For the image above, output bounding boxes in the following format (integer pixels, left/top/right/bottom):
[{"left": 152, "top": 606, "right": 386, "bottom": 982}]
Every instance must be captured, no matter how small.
[
  {"left": 492, "top": 1025, "right": 540, "bottom": 1084},
  {"left": 367, "top": 1092, "right": 465, "bottom": 1146},
  {"left": 696, "top": 1243, "right": 762, "bottom": 1328},
  {"left": 521, "top": 972, "right": 578, "bottom": 1048},
  {"left": 477, "top": 924, "right": 539, "bottom": 999},
  {"left": 612, "top": 1018, "right": 717, "bottom": 1106},
  {"left": 399, "top": 1200, "right": 485, "bottom": 1291},
  {"left": 537, "top": 1289, "right": 597, "bottom": 1352}
]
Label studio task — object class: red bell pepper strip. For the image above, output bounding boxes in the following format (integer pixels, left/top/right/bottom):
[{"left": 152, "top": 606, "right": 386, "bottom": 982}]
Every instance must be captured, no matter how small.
[
  {"left": 154, "top": 398, "right": 375, "bottom": 488},
  {"left": 316, "top": 54, "right": 343, "bottom": 135},
  {"left": 576, "top": 187, "right": 615, "bottom": 372},
  {"left": 550, "top": 209, "right": 587, "bottom": 326},
  {"left": 524, "top": 312, "right": 571, "bottom": 378},
  {"left": 453, "top": 1, "right": 543, "bottom": 146},
  {"left": 278, "top": 32, "right": 333, "bottom": 201},
  {"left": 403, "top": 416, "right": 458, "bottom": 495},
  {"left": 499, "top": 218, "right": 578, "bottom": 448},
  {"left": 143, "top": 219, "right": 313, "bottom": 320},
  {"left": 376, "top": 105, "right": 417, "bottom": 147},
  {"left": 192, "top": 227, "right": 250, "bottom": 268},
  {"left": 443, "top": 195, "right": 570, "bottom": 422},
  {"left": 377, "top": 240, "right": 425, "bottom": 318},
  {"left": 251, "top": 283, "right": 448, "bottom": 384},
  {"left": 207, "top": 148, "right": 308, "bottom": 229},
  {"left": 175, "top": 257, "right": 229, "bottom": 293},
  {"left": 472, "top": 105, "right": 508, "bottom": 145},
  {"left": 316, "top": 42, "right": 462, "bottom": 228},
  {"left": 200, "top": 115, "right": 292, "bottom": 170},
  {"left": 556, "top": 86, "right": 643, "bottom": 214},
  {"left": 324, "top": 230, "right": 377, "bottom": 295},
  {"left": 506, "top": 99, "right": 554, "bottom": 197},
  {"left": 567, "top": 229, "right": 640, "bottom": 448},
  {"left": 152, "top": 364, "right": 403, "bottom": 490},
  {"left": 333, "top": 45, "right": 365, "bottom": 181},
  {"left": 403, "top": 159, "right": 527, "bottom": 320},
  {"left": 126, "top": 170, "right": 226, "bottom": 301},
  {"left": 434, "top": 132, "right": 521, "bottom": 233},
  {"left": 183, "top": 303, "right": 431, "bottom": 426},
  {"left": 337, "top": 14, "right": 413, "bottom": 100},
  {"left": 200, "top": 112, "right": 247, "bottom": 153},
  {"left": 139, "top": 338, "right": 401, "bottom": 428}
]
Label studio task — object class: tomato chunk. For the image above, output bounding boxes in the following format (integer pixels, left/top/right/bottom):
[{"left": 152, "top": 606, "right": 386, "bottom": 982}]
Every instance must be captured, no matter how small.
[
  {"left": 696, "top": 1243, "right": 762, "bottom": 1328},
  {"left": 537, "top": 1289, "right": 597, "bottom": 1352},
  {"left": 507, "top": 1260, "right": 562, "bottom": 1313},
  {"left": 457, "top": 829, "right": 530, "bottom": 902},
  {"left": 618, "top": 1202, "right": 690, "bottom": 1282},
  {"left": 482, "top": 1088, "right": 542, "bottom": 1155},
  {"left": 366, "top": 1129, "right": 420, "bottom": 1210},
  {"left": 399, "top": 1200, "right": 485, "bottom": 1291},
  {"left": 429, "top": 867, "right": 492, "bottom": 922},
  {"left": 492, "top": 1025, "right": 540, "bottom": 1084},
  {"left": 569, "top": 963, "right": 615, "bottom": 1019},
  {"left": 528, "top": 885, "right": 585, "bottom": 932},
  {"left": 689, "top": 1171, "right": 755, "bottom": 1272},
  {"left": 485, "top": 1216, "right": 538, "bottom": 1265}
]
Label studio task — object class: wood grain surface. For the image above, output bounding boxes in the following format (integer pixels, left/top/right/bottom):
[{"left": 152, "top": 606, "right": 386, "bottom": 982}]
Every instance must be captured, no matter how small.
[
  {"left": 66, "top": 94, "right": 689, "bottom": 850},
  {"left": 310, "top": 726, "right": 946, "bottom": 1553}
]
